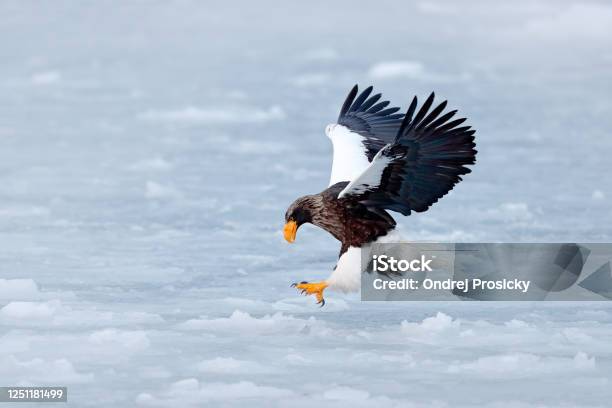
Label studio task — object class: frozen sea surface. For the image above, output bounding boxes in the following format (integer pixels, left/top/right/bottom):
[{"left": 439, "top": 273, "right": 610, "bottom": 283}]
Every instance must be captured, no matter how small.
[{"left": 1, "top": 1, "right": 612, "bottom": 406}]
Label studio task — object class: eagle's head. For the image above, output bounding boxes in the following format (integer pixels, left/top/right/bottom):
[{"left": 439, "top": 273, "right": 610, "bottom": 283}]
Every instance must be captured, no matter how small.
[{"left": 283, "top": 196, "right": 315, "bottom": 243}]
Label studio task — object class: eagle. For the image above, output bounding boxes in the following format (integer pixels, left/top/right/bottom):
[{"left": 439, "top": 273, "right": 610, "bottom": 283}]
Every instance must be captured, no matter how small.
[{"left": 283, "top": 85, "right": 476, "bottom": 306}]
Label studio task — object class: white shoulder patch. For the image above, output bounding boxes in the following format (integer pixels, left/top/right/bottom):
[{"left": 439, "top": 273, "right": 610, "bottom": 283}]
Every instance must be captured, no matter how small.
[
  {"left": 326, "top": 124, "right": 370, "bottom": 186},
  {"left": 338, "top": 144, "right": 393, "bottom": 198}
]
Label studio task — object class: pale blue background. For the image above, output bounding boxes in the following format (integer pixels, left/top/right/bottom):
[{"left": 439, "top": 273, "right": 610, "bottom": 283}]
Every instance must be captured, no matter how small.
[{"left": 0, "top": 1, "right": 611, "bottom": 406}]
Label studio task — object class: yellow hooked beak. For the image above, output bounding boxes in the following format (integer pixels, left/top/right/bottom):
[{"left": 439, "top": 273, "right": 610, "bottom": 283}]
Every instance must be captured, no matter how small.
[{"left": 283, "top": 220, "right": 298, "bottom": 243}]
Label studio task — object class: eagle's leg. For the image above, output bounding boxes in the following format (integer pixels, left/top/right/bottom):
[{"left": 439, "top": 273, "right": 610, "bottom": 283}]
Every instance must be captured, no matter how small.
[{"left": 291, "top": 281, "right": 328, "bottom": 306}]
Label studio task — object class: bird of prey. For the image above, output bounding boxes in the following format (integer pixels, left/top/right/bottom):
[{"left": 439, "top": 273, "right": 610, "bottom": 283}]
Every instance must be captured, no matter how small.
[{"left": 283, "top": 85, "right": 476, "bottom": 306}]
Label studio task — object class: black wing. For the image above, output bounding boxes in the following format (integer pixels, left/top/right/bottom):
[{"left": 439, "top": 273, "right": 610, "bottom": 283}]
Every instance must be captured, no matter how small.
[
  {"left": 339, "top": 92, "right": 477, "bottom": 215},
  {"left": 337, "top": 85, "right": 405, "bottom": 161}
]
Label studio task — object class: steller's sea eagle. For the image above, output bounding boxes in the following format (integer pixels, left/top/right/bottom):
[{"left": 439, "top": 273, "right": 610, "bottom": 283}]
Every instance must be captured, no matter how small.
[{"left": 284, "top": 85, "right": 476, "bottom": 306}]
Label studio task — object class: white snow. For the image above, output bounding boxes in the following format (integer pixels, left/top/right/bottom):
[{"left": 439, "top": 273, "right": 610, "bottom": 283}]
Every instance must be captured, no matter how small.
[
  {"left": 368, "top": 61, "right": 425, "bottom": 79},
  {"left": 299, "top": 48, "right": 338, "bottom": 61},
  {"left": 0, "top": 300, "right": 59, "bottom": 320},
  {"left": 523, "top": 4, "right": 612, "bottom": 40},
  {"left": 129, "top": 158, "right": 173, "bottom": 172},
  {"left": 135, "top": 379, "right": 294, "bottom": 406},
  {"left": 401, "top": 312, "right": 459, "bottom": 335},
  {"left": 323, "top": 386, "right": 370, "bottom": 401},
  {"left": 0, "top": 299, "right": 164, "bottom": 328},
  {"left": 486, "top": 202, "right": 534, "bottom": 223},
  {"left": 0, "top": 279, "right": 42, "bottom": 300},
  {"left": 145, "top": 181, "right": 183, "bottom": 200},
  {"left": 30, "top": 70, "right": 61, "bottom": 85},
  {"left": 0, "top": 205, "right": 50, "bottom": 217},
  {"left": 0, "top": 356, "right": 94, "bottom": 385},
  {"left": 138, "top": 105, "right": 285, "bottom": 124},
  {"left": 290, "top": 73, "right": 332, "bottom": 87},
  {"left": 196, "top": 357, "right": 274, "bottom": 374},
  {"left": 88, "top": 329, "right": 151, "bottom": 351},
  {"left": 177, "top": 310, "right": 322, "bottom": 335},
  {"left": 447, "top": 351, "right": 596, "bottom": 378}
]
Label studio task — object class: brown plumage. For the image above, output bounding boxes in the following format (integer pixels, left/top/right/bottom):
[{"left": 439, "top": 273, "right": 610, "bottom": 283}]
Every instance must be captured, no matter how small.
[{"left": 285, "top": 182, "right": 395, "bottom": 256}]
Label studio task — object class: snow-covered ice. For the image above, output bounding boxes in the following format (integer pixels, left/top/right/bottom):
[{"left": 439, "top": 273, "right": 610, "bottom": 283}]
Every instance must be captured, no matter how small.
[{"left": 1, "top": 0, "right": 611, "bottom": 406}]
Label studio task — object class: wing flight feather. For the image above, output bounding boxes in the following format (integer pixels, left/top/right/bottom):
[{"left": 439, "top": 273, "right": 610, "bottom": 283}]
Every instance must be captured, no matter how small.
[
  {"left": 327, "top": 85, "right": 404, "bottom": 186},
  {"left": 339, "top": 92, "right": 477, "bottom": 215}
]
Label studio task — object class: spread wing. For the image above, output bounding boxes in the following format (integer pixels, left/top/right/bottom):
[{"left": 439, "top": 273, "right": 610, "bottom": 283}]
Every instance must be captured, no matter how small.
[
  {"left": 338, "top": 92, "right": 477, "bottom": 215},
  {"left": 327, "top": 85, "right": 404, "bottom": 186}
]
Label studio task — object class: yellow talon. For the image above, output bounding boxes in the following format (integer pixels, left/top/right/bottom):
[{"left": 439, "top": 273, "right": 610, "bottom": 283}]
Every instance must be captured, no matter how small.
[{"left": 292, "top": 281, "right": 328, "bottom": 306}]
